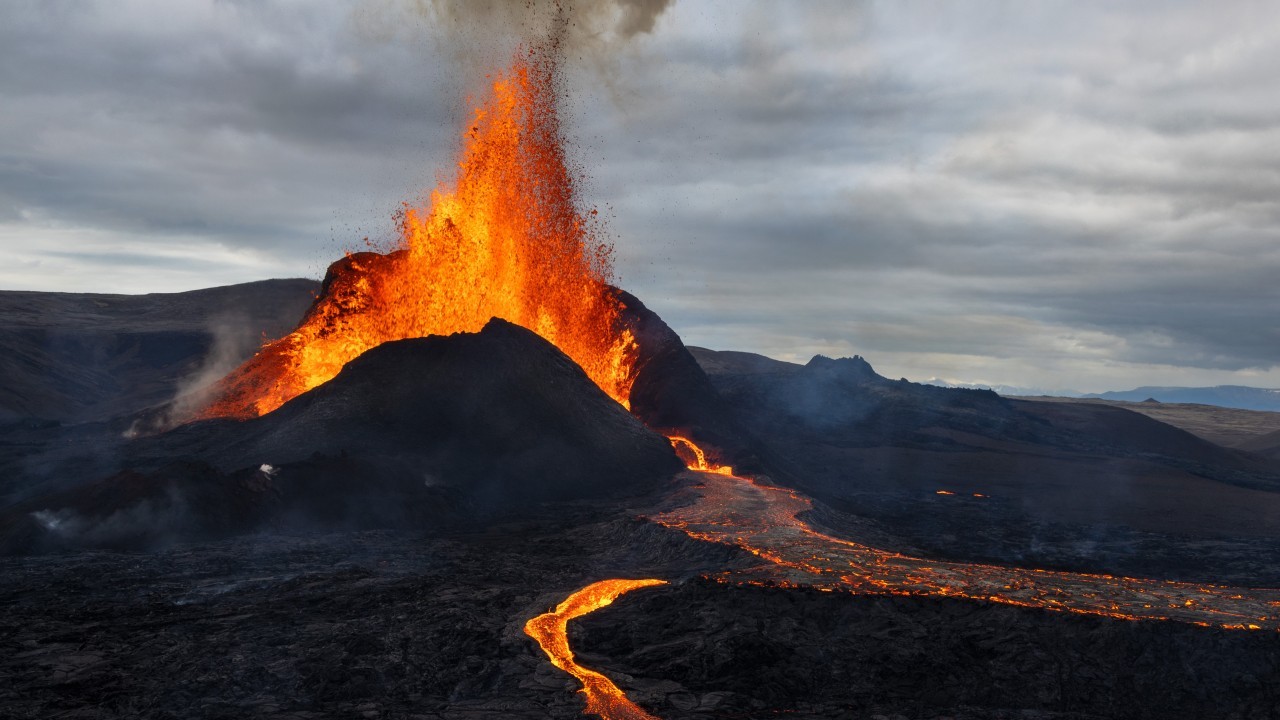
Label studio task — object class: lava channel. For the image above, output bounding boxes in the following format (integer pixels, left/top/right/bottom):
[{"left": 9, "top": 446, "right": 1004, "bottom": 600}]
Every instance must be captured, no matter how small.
[
  {"left": 651, "top": 463, "right": 1280, "bottom": 631},
  {"left": 524, "top": 578, "right": 668, "bottom": 720}
]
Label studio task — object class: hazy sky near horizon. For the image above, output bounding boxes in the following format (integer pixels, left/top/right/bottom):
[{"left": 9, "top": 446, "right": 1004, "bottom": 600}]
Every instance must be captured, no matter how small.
[{"left": 2, "top": 0, "right": 1278, "bottom": 392}]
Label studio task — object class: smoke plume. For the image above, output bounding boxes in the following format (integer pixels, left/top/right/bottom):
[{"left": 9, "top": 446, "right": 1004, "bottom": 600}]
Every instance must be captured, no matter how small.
[
  {"left": 359, "top": 0, "right": 671, "bottom": 91},
  {"left": 409, "top": 0, "right": 671, "bottom": 48}
]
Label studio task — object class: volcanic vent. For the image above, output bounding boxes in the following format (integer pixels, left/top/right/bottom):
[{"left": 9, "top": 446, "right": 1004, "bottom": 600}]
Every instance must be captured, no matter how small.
[
  {"left": 2, "top": 320, "right": 682, "bottom": 553},
  {"left": 200, "top": 44, "right": 638, "bottom": 420}
]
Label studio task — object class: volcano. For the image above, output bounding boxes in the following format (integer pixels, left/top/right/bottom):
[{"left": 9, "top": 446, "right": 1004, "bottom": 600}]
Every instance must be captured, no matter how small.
[
  {"left": 5, "top": 281, "right": 1280, "bottom": 720},
  {"left": 1, "top": 318, "right": 682, "bottom": 554},
  {"left": 5, "top": 26, "right": 1280, "bottom": 720}
]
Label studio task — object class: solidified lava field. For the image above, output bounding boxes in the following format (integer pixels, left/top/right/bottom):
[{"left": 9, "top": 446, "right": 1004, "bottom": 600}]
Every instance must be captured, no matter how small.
[
  {"left": 0, "top": 500, "right": 736, "bottom": 720},
  {"left": 3, "top": 496, "right": 1279, "bottom": 720},
  {"left": 6, "top": 277, "right": 1280, "bottom": 719}
]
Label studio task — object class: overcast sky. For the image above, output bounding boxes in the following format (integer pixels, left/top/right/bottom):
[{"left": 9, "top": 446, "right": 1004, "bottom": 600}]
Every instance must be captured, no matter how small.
[{"left": 2, "top": 0, "right": 1278, "bottom": 392}]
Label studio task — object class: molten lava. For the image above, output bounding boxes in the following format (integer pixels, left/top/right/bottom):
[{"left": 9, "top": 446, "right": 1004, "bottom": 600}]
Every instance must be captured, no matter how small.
[
  {"left": 667, "top": 435, "right": 734, "bottom": 475},
  {"left": 652, "top": 468, "right": 1280, "bottom": 631},
  {"left": 524, "top": 579, "right": 667, "bottom": 720},
  {"left": 201, "top": 45, "right": 636, "bottom": 419}
]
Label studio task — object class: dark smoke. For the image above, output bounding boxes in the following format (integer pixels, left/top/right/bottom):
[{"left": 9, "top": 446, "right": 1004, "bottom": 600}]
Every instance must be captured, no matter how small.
[
  {"left": 358, "top": 0, "right": 672, "bottom": 95},
  {"left": 408, "top": 0, "right": 672, "bottom": 46}
]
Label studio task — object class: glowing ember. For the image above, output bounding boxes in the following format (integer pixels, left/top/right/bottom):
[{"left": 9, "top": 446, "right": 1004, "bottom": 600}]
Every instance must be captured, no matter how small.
[
  {"left": 201, "top": 45, "right": 636, "bottom": 419},
  {"left": 652, "top": 468, "right": 1280, "bottom": 631},
  {"left": 524, "top": 579, "right": 667, "bottom": 720}
]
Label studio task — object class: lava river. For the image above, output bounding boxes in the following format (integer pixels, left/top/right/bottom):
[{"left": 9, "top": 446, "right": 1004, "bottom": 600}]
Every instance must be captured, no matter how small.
[
  {"left": 524, "top": 579, "right": 668, "bottom": 720},
  {"left": 651, "top": 469, "right": 1280, "bottom": 631}
]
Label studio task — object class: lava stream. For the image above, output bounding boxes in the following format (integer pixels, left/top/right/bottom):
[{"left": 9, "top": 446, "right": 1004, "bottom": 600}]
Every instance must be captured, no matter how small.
[
  {"left": 651, "top": 467, "right": 1280, "bottom": 631},
  {"left": 524, "top": 579, "right": 668, "bottom": 720},
  {"left": 666, "top": 435, "right": 734, "bottom": 476}
]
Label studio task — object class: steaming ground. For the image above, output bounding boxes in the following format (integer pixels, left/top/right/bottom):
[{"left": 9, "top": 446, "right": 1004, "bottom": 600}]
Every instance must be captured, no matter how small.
[{"left": 0, "top": 279, "right": 318, "bottom": 424}]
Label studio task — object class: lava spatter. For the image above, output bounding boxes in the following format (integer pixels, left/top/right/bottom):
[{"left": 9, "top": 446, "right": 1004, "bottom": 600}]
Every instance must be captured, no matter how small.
[{"left": 200, "top": 44, "right": 636, "bottom": 420}]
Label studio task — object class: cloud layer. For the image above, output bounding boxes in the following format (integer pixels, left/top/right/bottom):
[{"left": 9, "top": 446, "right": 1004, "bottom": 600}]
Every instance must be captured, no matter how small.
[{"left": 1, "top": 0, "right": 1277, "bottom": 391}]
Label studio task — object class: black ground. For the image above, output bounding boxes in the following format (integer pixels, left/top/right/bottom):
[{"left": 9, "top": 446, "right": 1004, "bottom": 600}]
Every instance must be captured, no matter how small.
[
  {"left": 3, "top": 496, "right": 1278, "bottom": 720},
  {"left": 5, "top": 280, "right": 1280, "bottom": 719}
]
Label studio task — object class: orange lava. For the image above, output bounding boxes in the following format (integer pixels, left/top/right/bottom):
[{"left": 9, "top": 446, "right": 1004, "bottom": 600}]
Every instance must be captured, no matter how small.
[
  {"left": 652, "top": 466, "right": 1280, "bottom": 632},
  {"left": 667, "top": 435, "right": 734, "bottom": 475},
  {"left": 524, "top": 579, "right": 668, "bottom": 720},
  {"left": 201, "top": 45, "right": 636, "bottom": 419}
]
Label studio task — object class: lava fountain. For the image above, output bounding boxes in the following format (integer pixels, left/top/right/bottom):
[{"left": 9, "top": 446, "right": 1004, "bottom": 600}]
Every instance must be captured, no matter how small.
[{"left": 200, "top": 44, "right": 636, "bottom": 419}]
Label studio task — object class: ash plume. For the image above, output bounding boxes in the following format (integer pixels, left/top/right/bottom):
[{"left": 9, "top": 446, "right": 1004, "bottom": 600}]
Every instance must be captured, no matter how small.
[
  {"left": 408, "top": 0, "right": 671, "bottom": 48},
  {"left": 359, "top": 0, "right": 671, "bottom": 92}
]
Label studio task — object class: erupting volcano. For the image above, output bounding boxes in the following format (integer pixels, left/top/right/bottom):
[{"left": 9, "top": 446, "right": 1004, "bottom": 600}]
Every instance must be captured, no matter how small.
[
  {"left": 201, "top": 44, "right": 636, "bottom": 419},
  {"left": 167, "top": 34, "right": 1280, "bottom": 720},
  {"left": 7, "top": 2, "right": 1280, "bottom": 712}
]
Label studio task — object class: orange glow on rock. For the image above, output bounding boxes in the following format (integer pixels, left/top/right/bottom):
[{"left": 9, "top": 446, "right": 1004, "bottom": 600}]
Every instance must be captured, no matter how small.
[{"left": 200, "top": 47, "right": 636, "bottom": 419}]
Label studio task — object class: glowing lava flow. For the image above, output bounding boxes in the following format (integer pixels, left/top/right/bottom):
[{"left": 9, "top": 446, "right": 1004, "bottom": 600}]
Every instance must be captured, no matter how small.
[
  {"left": 200, "top": 45, "right": 636, "bottom": 419},
  {"left": 524, "top": 579, "right": 668, "bottom": 720},
  {"left": 651, "top": 467, "right": 1280, "bottom": 630},
  {"left": 667, "top": 435, "right": 734, "bottom": 475}
]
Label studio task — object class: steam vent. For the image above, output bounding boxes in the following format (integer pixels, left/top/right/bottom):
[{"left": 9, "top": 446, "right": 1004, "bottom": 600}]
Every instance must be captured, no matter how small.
[{"left": 4, "top": 4, "right": 1280, "bottom": 720}]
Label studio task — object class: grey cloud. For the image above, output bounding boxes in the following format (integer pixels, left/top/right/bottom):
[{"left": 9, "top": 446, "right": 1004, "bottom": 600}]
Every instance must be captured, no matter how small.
[
  {"left": 0, "top": 1, "right": 455, "bottom": 258},
  {"left": 2, "top": 0, "right": 1278, "bottom": 390}
]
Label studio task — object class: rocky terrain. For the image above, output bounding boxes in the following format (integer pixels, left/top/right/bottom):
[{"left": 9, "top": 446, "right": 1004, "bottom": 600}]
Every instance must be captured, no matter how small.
[
  {"left": 4, "top": 487, "right": 1279, "bottom": 720},
  {"left": 0, "top": 495, "right": 746, "bottom": 720},
  {"left": 576, "top": 579, "right": 1280, "bottom": 720},
  {"left": 688, "top": 347, "right": 1280, "bottom": 585},
  {"left": 4, "top": 281, "right": 1280, "bottom": 719}
]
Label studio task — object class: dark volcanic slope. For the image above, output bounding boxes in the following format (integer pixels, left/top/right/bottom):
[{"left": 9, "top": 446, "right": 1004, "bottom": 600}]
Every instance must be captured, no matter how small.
[
  {"left": 620, "top": 292, "right": 752, "bottom": 469},
  {"left": 147, "top": 318, "right": 679, "bottom": 482},
  {"left": 690, "top": 347, "right": 1280, "bottom": 584},
  {"left": 2, "top": 320, "right": 681, "bottom": 553},
  {"left": 0, "top": 279, "right": 318, "bottom": 422}
]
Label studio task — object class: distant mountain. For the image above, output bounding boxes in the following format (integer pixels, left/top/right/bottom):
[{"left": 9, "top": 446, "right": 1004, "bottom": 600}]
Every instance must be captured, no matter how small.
[
  {"left": 1, "top": 319, "right": 681, "bottom": 553},
  {"left": 1238, "top": 429, "right": 1280, "bottom": 460},
  {"left": 922, "top": 378, "right": 1084, "bottom": 398},
  {"left": 690, "top": 346, "right": 1280, "bottom": 584},
  {"left": 0, "top": 279, "right": 319, "bottom": 422},
  {"left": 1087, "top": 386, "right": 1280, "bottom": 412}
]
